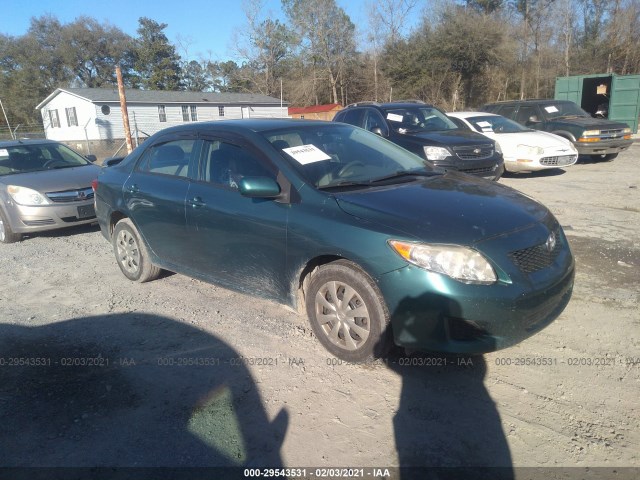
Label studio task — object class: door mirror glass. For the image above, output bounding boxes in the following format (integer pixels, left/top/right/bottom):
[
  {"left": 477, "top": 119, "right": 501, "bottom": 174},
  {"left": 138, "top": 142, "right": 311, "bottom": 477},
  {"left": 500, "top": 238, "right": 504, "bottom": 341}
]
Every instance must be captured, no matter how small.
[{"left": 238, "top": 176, "right": 281, "bottom": 198}]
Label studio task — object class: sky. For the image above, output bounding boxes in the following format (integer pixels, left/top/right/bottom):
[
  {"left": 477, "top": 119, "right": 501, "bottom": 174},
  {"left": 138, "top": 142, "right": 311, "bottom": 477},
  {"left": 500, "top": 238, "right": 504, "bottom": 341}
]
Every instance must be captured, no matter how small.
[{"left": 0, "top": 0, "right": 419, "bottom": 62}]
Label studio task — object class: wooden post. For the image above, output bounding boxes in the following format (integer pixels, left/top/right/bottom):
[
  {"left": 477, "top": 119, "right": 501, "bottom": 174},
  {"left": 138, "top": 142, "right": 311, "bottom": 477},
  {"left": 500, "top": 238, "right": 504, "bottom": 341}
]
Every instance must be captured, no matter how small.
[{"left": 116, "top": 66, "right": 133, "bottom": 154}]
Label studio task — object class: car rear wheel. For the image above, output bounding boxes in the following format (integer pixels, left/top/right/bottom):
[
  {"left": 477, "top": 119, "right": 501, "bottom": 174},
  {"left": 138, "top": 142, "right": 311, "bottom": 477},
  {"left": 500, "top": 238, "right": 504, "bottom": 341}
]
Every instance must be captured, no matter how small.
[
  {"left": 591, "top": 153, "right": 618, "bottom": 161},
  {"left": 112, "top": 218, "right": 161, "bottom": 282},
  {"left": 306, "top": 260, "right": 391, "bottom": 362},
  {"left": 0, "top": 209, "right": 21, "bottom": 244}
]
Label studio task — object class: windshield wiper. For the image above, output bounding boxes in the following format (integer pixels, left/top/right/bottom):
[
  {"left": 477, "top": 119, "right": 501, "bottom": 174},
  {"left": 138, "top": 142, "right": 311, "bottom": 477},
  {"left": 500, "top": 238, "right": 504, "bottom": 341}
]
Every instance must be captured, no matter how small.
[
  {"left": 317, "top": 170, "right": 440, "bottom": 190},
  {"left": 317, "top": 180, "right": 373, "bottom": 190},
  {"left": 368, "top": 170, "right": 441, "bottom": 184},
  {"left": 51, "top": 164, "right": 86, "bottom": 169}
]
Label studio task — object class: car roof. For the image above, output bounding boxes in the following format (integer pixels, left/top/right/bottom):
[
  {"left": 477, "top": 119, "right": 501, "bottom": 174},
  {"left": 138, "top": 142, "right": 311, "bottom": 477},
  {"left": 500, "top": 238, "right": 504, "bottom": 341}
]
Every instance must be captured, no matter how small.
[
  {"left": 0, "top": 139, "right": 59, "bottom": 148},
  {"left": 380, "top": 102, "right": 436, "bottom": 109},
  {"left": 485, "top": 99, "right": 572, "bottom": 105},
  {"left": 146, "top": 118, "right": 336, "bottom": 136},
  {"left": 448, "top": 112, "right": 498, "bottom": 117}
]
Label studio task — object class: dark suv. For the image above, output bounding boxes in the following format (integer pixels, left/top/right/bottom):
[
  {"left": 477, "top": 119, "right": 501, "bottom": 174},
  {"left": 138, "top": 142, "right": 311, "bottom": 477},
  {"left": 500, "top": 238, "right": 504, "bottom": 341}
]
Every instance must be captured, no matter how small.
[
  {"left": 333, "top": 101, "right": 504, "bottom": 180},
  {"left": 481, "top": 99, "right": 633, "bottom": 161}
]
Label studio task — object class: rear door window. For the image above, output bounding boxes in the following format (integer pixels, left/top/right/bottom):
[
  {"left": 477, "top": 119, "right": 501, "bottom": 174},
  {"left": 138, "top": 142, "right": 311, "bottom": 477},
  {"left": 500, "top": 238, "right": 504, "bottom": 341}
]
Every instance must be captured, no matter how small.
[{"left": 137, "top": 138, "right": 198, "bottom": 178}]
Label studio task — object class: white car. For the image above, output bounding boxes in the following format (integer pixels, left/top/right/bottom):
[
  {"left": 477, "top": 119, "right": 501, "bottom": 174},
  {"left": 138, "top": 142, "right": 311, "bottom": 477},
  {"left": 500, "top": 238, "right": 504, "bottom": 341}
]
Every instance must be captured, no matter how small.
[{"left": 448, "top": 112, "right": 578, "bottom": 173}]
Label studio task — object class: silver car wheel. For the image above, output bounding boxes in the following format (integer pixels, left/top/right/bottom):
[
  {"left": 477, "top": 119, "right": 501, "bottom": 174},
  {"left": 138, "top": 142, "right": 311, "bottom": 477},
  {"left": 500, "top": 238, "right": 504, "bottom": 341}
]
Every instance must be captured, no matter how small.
[
  {"left": 314, "top": 280, "right": 371, "bottom": 351},
  {"left": 116, "top": 229, "right": 141, "bottom": 275},
  {"left": 0, "top": 218, "right": 5, "bottom": 242}
]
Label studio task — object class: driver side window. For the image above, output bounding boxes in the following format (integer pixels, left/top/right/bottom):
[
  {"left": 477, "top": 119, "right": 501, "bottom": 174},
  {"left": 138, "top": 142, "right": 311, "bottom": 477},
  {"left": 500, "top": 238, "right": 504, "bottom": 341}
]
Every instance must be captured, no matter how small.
[
  {"left": 364, "top": 110, "right": 388, "bottom": 134},
  {"left": 201, "top": 140, "right": 275, "bottom": 189}
]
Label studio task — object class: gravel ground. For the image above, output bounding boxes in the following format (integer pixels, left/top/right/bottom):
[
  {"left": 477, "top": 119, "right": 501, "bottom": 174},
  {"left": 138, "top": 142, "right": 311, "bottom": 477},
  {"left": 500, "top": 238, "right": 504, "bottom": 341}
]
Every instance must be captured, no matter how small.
[{"left": 0, "top": 145, "right": 638, "bottom": 478}]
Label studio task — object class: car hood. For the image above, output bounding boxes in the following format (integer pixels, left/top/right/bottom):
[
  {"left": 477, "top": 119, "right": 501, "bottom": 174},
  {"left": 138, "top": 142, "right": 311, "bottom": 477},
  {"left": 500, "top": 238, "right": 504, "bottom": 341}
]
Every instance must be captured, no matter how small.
[
  {"left": 493, "top": 130, "right": 575, "bottom": 149},
  {"left": 334, "top": 173, "right": 551, "bottom": 244},
  {"left": 402, "top": 129, "right": 493, "bottom": 146},
  {"left": 549, "top": 116, "right": 630, "bottom": 130},
  {"left": 1, "top": 165, "right": 101, "bottom": 192}
]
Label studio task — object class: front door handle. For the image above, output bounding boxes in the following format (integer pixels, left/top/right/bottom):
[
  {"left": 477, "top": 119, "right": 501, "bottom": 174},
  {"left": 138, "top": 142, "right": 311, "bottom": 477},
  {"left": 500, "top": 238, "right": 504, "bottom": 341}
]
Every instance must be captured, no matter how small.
[
  {"left": 125, "top": 184, "right": 139, "bottom": 194},
  {"left": 188, "top": 196, "right": 206, "bottom": 208}
]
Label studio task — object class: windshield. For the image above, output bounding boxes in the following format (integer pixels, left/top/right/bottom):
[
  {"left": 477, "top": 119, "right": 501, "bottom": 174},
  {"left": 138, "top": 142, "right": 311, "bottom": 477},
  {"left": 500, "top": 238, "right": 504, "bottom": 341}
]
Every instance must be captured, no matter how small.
[
  {"left": 463, "top": 115, "right": 531, "bottom": 134},
  {"left": 541, "top": 102, "right": 590, "bottom": 119},
  {"left": 0, "top": 143, "right": 90, "bottom": 176},
  {"left": 260, "top": 123, "right": 435, "bottom": 189},
  {"left": 383, "top": 106, "right": 459, "bottom": 133}
]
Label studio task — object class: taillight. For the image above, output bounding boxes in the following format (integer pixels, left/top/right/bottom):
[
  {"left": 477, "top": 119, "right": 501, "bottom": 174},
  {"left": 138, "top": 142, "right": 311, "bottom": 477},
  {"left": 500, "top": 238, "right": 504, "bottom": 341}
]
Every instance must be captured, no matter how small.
[{"left": 91, "top": 178, "right": 98, "bottom": 192}]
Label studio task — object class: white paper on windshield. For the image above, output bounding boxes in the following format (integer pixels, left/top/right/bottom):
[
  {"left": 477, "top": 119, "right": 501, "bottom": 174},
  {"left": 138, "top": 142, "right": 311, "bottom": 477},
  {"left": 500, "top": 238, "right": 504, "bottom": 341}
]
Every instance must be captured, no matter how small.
[
  {"left": 283, "top": 144, "right": 331, "bottom": 165},
  {"left": 476, "top": 121, "right": 493, "bottom": 128},
  {"left": 386, "top": 113, "right": 404, "bottom": 122},
  {"left": 0, "top": 149, "right": 8, "bottom": 157},
  {"left": 545, "top": 106, "right": 559, "bottom": 113}
]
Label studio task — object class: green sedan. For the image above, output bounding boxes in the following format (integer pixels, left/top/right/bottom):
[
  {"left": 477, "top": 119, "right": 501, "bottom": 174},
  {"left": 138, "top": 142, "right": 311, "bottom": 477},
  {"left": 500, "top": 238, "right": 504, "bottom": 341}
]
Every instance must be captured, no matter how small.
[{"left": 94, "top": 119, "right": 574, "bottom": 362}]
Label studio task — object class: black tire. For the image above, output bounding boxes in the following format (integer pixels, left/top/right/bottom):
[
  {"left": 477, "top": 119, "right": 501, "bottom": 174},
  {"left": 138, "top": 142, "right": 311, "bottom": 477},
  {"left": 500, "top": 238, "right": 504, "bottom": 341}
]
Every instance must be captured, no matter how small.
[
  {"left": 112, "top": 218, "right": 161, "bottom": 282},
  {"left": 0, "top": 209, "right": 21, "bottom": 244},
  {"left": 591, "top": 153, "right": 618, "bottom": 162},
  {"left": 306, "top": 260, "right": 391, "bottom": 362}
]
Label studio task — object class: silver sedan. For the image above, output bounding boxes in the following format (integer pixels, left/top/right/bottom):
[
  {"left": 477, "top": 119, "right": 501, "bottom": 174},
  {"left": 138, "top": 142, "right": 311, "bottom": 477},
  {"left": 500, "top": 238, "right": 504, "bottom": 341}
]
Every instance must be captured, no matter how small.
[{"left": 0, "top": 139, "right": 101, "bottom": 243}]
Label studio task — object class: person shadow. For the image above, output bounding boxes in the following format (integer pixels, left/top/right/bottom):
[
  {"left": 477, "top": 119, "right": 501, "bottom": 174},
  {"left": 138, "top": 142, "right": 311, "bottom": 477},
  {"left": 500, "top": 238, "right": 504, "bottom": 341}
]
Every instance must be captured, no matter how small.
[
  {"left": 381, "top": 293, "right": 514, "bottom": 480},
  {"left": 0, "top": 313, "right": 288, "bottom": 479}
]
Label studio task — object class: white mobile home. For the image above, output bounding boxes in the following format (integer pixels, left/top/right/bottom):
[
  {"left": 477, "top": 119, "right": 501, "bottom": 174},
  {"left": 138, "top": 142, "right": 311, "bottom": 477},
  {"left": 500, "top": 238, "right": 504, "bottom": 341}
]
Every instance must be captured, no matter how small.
[{"left": 36, "top": 88, "right": 288, "bottom": 159}]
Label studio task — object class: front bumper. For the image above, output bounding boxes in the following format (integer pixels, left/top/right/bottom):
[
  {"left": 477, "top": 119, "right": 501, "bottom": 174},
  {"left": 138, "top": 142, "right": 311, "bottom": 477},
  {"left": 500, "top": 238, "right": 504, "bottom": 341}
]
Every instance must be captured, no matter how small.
[
  {"left": 432, "top": 154, "right": 504, "bottom": 180},
  {"left": 574, "top": 138, "right": 633, "bottom": 155},
  {"left": 504, "top": 153, "right": 578, "bottom": 172},
  {"left": 378, "top": 223, "right": 575, "bottom": 354},
  {"left": 3, "top": 200, "right": 97, "bottom": 234}
]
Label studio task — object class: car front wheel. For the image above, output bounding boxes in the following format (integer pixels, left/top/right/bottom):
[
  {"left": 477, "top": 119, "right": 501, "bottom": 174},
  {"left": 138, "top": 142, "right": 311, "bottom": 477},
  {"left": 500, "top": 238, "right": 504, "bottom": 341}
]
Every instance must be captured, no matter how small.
[
  {"left": 306, "top": 260, "right": 391, "bottom": 362},
  {"left": 0, "top": 209, "right": 21, "bottom": 244},
  {"left": 112, "top": 218, "right": 161, "bottom": 282}
]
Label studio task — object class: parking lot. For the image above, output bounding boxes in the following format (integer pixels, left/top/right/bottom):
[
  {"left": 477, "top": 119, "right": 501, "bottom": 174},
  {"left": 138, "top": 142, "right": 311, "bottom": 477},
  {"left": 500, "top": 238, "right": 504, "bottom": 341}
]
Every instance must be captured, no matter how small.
[{"left": 0, "top": 144, "right": 638, "bottom": 476}]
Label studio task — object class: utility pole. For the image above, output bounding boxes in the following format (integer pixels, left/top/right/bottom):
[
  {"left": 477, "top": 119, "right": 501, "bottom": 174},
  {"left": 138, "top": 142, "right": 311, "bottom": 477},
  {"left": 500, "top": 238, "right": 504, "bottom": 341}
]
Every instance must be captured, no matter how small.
[
  {"left": 0, "top": 98, "right": 14, "bottom": 140},
  {"left": 116, "top": 66, "right": 134, "bottom": 154}
]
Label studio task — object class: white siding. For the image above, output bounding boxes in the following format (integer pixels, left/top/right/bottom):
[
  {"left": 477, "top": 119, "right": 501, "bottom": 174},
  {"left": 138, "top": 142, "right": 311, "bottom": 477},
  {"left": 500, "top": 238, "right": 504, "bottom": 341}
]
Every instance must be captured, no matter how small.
[
  {"left": 41, "top": 92, "right": 100, "bottom": 142},
  {"left": 40, "top": 91, "right": 289, "bottom": 142}
]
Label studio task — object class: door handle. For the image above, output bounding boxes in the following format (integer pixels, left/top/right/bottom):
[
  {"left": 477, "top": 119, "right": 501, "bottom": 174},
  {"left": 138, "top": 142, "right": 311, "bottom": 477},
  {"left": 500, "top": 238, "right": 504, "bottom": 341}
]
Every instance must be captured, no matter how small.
[
  {"left": 188, "top": 196, "right": 206, "bottom": 208},
  {"left": 125, "top": 184, "right": 139, "bottom": 193}
]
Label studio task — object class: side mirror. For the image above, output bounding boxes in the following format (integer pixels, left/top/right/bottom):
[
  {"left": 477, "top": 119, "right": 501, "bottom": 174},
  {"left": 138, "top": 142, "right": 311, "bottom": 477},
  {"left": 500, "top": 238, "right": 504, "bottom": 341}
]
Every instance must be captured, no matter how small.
[
  {"left": 104, "top": 156, "right": 125, "bottom": 167},
  {"left": 528, "top": 115, "right": 541, "bottom": 124},
  {"left": 371, "top": 127, "right": 386, "bottom": 137},
  {"left": 86, "top": 154, "right": 97, "bottom": 163},
  {"left": 238, "top": 176, "right": 281, "bottom": 198}
]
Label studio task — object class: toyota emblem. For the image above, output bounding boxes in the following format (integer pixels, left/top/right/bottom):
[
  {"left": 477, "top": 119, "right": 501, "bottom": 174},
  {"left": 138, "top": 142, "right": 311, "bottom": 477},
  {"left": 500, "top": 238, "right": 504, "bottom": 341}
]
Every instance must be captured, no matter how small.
[
  {"left": 78, "top": 191, "right": 86, "bottom": 200},
  {"left": 473, "top": 148, "right": 481, "bottom": 154}
]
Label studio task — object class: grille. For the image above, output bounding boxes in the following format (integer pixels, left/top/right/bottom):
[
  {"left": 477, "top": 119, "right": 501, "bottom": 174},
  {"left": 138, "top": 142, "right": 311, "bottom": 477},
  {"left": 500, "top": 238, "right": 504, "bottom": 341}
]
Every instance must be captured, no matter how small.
[
  {"left": 61, "top": 215, "right": 96, "bottom": 223},
  {"left": 540, "top": 154, "right": 577, "bottom": 166},
  {"left": 461, "top": 166, "right": 495, "bottom": 175},
  {"left": 509, "top": 230, "right": 562, "bottom": 274},
  {"left": 453, "top": 144, "right": 494, "bottom": 160},
  {"left": 599, "top": 129, "right": 625, "bottom": 139},
  {"left": 46, "top": 187, "right": 94, "bottom": 203},
  {"left": 22, "top": 219, "right": 55, "bottom": 226}
]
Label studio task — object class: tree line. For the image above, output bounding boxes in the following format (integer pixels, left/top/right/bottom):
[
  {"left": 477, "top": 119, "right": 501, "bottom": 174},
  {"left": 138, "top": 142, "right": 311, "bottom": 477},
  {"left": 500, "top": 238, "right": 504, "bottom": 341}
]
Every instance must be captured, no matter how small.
[{"left": 1, "top": 0, "right": 638, "bottom": 129}]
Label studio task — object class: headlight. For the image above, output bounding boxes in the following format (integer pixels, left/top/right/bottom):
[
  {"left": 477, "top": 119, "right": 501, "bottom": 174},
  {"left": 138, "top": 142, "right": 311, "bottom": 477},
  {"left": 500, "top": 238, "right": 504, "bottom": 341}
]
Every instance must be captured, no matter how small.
[
  {"left": 424, "top": 146, "right": 451, "bottom": 161},
  {"left": 388, "top": 240, "right": 497, "bottom": 284},
  {"left": 517, "top": 144, "right": 544, "bottom": 156},
  {"left": 623, "top": 128, "right": 631, "bottom": 134},
  {"left": 583, "top": 130, "right": 600, "bottom": 136},
  {"left": 7, "top": 185, "right": 50, "bottom": 206},
  {"left": 494, "top": 142, "right": 502, "bottom": 154}
]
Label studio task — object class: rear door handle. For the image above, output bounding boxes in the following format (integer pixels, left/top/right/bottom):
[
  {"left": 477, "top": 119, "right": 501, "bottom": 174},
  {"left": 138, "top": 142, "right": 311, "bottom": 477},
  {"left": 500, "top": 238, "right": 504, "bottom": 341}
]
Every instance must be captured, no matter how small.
[
  {"left": 188, "top": 196, "right": 206, "bottom": 208},
  {"left": 125, "top": 184, "right": 139, "bottom": 193}
]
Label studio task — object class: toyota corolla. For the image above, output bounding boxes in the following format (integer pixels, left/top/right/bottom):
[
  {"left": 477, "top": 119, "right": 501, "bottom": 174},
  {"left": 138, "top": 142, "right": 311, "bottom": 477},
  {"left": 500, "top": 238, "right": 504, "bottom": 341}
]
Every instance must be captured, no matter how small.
[{"left": 94, "top": 120, "right": 574, "bottom": 361}]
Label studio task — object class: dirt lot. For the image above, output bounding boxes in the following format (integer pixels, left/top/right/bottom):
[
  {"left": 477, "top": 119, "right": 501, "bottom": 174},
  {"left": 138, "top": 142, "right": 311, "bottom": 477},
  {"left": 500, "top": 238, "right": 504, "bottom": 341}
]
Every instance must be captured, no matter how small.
[{"left": 0, "top": 145, "right": 638, "bottom": 478}]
